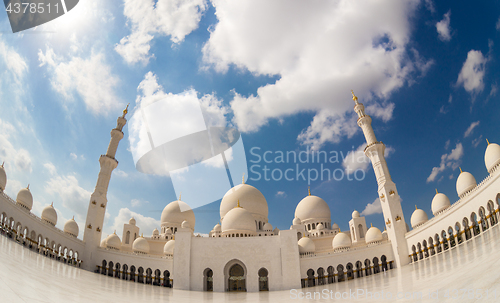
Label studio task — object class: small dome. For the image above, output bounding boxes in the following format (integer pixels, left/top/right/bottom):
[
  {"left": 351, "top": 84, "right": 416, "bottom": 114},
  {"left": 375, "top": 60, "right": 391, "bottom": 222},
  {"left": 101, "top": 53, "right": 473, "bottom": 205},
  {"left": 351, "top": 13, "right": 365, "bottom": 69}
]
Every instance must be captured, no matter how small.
[
  {"left": 365, "top": 226, "right": 383, "bottom": 244},
  {"left": 292, "top": 217, "right": 301, "bottom": 225},
  {"left": 165, "top": 227, "right": 172, "bottom": 235},
  {"left": 298, "top": 237, "right": 316, "bottom": 254},
  {"left": 213, "top": 223, "right": 221, "bottom": 232},
  {"left": 129, "top": 217, "right": 136, "bottom": 225},
  {"left": 263, "top": 222, "right": 273, "bottom": 231},
  {"left": 295, "top": 195, "right": 331, "bottom": 222},
  {"left": 41, "top": 203, "right": 57, "bottom": 226},
  {"left": 456, "top": 170, "right": 477, "bottom": 198},
  {"left": 331, "top": 223, "right": 339, "bottom": 229},
  {"left": 64, "top": 218, "right": 79, "bottom": 237},
  {"left": 316, "top": 223, "right": 324, "bottom": 230},
  {"left": 352, "top": 210, "right": 360, "bottom": 218},
  {"left": 0, "top": 163, "right": 6, "bottom": 191},
  {"left": 221, "top": 206, "right": 257, "bottom": 234},
  {"left": 100, "top": 238, "right": 107, "bottom": 247},
  {"left": 181, "top": 220, "right": 191, "bottom": 229},
  {"left": 220, "top": 184, "right": 268, "bottom": 221},
  {"left": 485, "top": 142, "right": 500, "bottom": 173},
  {"left": 132, "top": 236, "right": 150, "bottom": 254},
  {"left": 161, "top": 200, "right": 195, "bottom": 229},
  {"left": 431, "top": 192, "right": 451, "bottom": 215},
  {"left": 332, "top": 232, "right": 351, "bottom": 250},
  {"left": 411, "top": 207, "right": 428, "bottom": 228},
  {"left": 163, "top": 239, "right": 175, "bottom": 255},
  {"left": 16, "top": 186, "right": 33, "bottom": 211},
  {"left": 106, "top": 233, "right": 121, "bottom": 250},
  {"left": 152, "top": 228, "right": 159, "bottom": 236}
]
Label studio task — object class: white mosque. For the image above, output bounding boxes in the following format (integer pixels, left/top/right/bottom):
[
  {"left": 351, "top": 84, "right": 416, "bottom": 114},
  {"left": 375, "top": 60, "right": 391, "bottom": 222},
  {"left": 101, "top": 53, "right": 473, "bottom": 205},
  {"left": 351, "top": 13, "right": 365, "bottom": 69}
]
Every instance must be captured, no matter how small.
[{"left": 1, "top": 93, "right": 499, "bottom": 293}]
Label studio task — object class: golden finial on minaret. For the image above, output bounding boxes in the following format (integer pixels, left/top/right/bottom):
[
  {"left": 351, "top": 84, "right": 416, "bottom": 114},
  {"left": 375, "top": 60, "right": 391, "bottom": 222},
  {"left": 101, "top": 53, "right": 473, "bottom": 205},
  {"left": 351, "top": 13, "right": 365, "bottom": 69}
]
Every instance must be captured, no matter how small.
[
  {"left": 435, "top": 188, "right": 438, "bottom": 194},
  {"left": 27, "top": 184, "right": 30, "bottom": 190},
  {"left": 351, "top": 90, "right": 358, "bottom": 103},
  {"left": 459, "top": 167, "right": 463, "bottom": 173},
  {"left": 415, "top": 205, "right": 418, "bottom": 210},
  {"left": 1, "top": 162, "right": 4, "bottom": 168},
  {"left": 486, "top": 138, "right": 490, "bottom": 145},
  {"left": 242, "top": 173, "right": 245, "bottom": 184},
  {"left": 178, "top": 193, "right": 182, "bottom": 201},
  {"left": 237, "top": 199, "right": 241, "bottom": 208},
  {"left": 122, "top": 103, "right": 130, "bottom": 117},
  {"left": 308, "top": 186, "right": 311, "bottom": 196},
  {"left": 72, "top": 216, "right": 74, "bottom": 220},
  {"left": 51, "top": 202, "right": 53, "bottom": 206},
  {"left": 370, "top": 223, "right": 373, "bottom": 227}
]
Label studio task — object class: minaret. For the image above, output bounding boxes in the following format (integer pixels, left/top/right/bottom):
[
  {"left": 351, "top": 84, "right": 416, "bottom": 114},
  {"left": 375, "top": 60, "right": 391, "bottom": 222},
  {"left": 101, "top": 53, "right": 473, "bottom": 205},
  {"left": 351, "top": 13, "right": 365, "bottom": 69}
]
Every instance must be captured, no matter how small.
[
  {"left": 82, "top": 104, "right": 129, "bottom": 270},
  {"left": 351, "top": 91, "right": 409, "bottom": 268}
]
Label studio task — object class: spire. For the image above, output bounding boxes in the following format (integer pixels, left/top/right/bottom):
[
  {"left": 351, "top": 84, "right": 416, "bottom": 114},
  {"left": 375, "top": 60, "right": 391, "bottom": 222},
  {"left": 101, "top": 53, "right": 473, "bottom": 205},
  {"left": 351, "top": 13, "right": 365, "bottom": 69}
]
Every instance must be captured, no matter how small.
[
  {"left": 1, "top": 162, "right": 4, "bottom": 168},
  {"left": 370, "top": 223, "right": 373, "bottom": 227},
  {"left": 122, "top": 103, "right": 130, "bottom": 118},
  {"left": 308, "top": 186, "right": 311, "bottom": 196},
  {"left": 486, "top": 138, "right": 490, "bottom": 145},
  {"left": 179, "top": 192, "right": 182, "bottom": 201},
  {"left": 72, "top": 216, "right": 74, "bottom": 220},
  {"left": 459, "top": 167, "right": 463, "bottom": 174},
  {"left": 415, "top": 205, "right": 418, "bottom": 210},
  {"left": 435, "top": 188, "right": 438, "bottom": 194},
  {"left": 51, "top": 202, "right": 53, "bottom": 207},
  {"left": 114, "top": 230, "right": 116, "bottom": 234},
  {"left": 351, "top": 90, "right": 359, "bottom": 104},
  {"left": 27, "top": 184, "right": 30, "bottom": 190},
  {"left": 242, "top": 173, "right": 245, "bottom": 184},
  {"left": 236, "top": 199, "right": 241, "bottom": 208}
]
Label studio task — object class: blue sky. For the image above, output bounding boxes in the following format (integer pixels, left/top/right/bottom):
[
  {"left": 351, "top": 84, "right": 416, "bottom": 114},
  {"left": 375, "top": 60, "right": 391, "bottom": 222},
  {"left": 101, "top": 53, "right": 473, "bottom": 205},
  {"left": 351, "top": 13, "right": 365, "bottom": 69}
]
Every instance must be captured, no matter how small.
[{"left": 0, "top": 0, "right": 499, "bottom": 239}]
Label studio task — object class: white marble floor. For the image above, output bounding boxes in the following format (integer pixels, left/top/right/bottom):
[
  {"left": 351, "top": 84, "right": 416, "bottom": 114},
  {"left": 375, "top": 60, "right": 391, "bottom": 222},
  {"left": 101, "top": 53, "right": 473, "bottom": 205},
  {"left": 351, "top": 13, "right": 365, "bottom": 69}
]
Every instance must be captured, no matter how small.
[{"left": 1, "top": 224, "right": 500, "bottom": 303}]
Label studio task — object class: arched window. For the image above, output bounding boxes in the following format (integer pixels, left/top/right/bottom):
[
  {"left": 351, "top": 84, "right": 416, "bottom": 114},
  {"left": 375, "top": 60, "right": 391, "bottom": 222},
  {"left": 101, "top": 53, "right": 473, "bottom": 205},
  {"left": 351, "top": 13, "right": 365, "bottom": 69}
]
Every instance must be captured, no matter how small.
[
  {"left": 358, "top": 224, "right": 364, "bottom": 238},
  {"left": 441, "top": 230, "right": 448, "bottom": 250},
  {"left": 228, "top": 264, "right": 246, "bottom": 292},
  {"left": 463, "top": 218, "right": 471, "bottom": 240},
  {"left": 125, "top": 231, "right": 130, "bottom": 244},
  {"left": 471, "top": 212, "right": 480, "bottom": 236},
  {"left": 448, "top": 227, "right": 456, "bottom": 247},
  {"left": 115, "top": 263, "right": 121, "bottom": 278},
  {"left": 138, "top": 267, "right": 144, "bottom": 283},
  {"left": 428, "top": 237, "right": 435, "bottom": 256},
  {"left": 154, "top": 269, "right": 161, "bottom": 286},
  {"left": 122, "top": 264, "right": 128, "bottom": 280},
  {"left": 455, "top": 223, "right": 463, "bottom": 244},
  {"left": 163, "top": 270, "right": 171, "bottom": 287},
  {"left": 108, "top": 261, "right": 114, "bottom": 277},
  {"left": 479, "top": 207, "right": 488, "bottom": 231},
  {"left": 372, "top": 258, "right": 380, "bottom": 273},
  {"left": 381, "top": 256, "right": 388, "bottom": 271},
  {"left": 346, "top": 263, "right": 354, "bottom": 279},
  {"left": 101, "top": 260, "right": 107, "bottom": 275},
  {"left": 364, "top": 259, "right": 371, "bottom": 275},
  {"left": 258, "top": 268, "right": 269, "bottom": 291},
  {"left": 130, "top": 266, "right": 136, "bottom": 282},
  {"left": 355, "top": 261, "right": 363, "bottom": 277}
]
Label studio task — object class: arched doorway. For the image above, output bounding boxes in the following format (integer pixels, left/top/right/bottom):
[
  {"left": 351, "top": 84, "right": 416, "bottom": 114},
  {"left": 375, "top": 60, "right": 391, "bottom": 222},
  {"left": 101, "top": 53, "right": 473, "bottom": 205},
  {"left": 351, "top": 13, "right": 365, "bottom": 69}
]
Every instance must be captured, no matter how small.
[
  {"left": 204, "top": 268, "right": 213, "bottom": 291},
  {"left": 225, "top": 261, "right": 246, "bottom": 292},
  {"left": 258, "top": 268, "right": 269, "bottom": 291}
]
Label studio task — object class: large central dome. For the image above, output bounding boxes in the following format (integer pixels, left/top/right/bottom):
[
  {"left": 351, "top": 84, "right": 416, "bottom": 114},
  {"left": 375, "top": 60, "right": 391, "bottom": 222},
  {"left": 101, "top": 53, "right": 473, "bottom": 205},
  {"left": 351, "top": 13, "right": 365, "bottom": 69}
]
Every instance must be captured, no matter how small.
[
  {"left": 294, "top": 195, "right": 331, "bottom": 222},
  {"left": 220, "top": 183, "right": 268, "bottom": 220},
  {"left": 161, "top": 200, "right": 196, "bottom": 229}
]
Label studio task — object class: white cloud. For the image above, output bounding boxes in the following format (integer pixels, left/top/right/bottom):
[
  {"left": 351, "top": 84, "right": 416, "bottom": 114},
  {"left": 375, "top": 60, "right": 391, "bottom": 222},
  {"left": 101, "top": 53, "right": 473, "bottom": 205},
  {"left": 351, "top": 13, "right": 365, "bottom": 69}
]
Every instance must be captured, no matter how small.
[
  {"left": 496, "top": 17, "right": 500, "bottom": 31},
  {"left": 342, "top": 144, "right": 369, "bottom": 174},
  {"left": 43, "top": 162, "right": 57, "bottom": 175},
  {"left": 129, "top": 72, "right": 230, "bottom": 173},
  {"left": 275, "top": 191, "right": 286, "bottom": 198},
  {"left": 424, "top": 0, "right": 436, "bottom": 13},
  {"left": 464, "top": 121, "right": 480, "bottom": 138},
  {"left": 297, "top": 111, "right": 358, "bottom": 151},
  {"left": 116, "top": 0, "right": 207, "bottom": 64},
  {"left": 436, "top": 11, "right": 452, "bottom": 42},
  {"left": 360, "top": 198, "right": 382, "bottom": 216},
  {"left": 70, "top": 153, "right": 78, "bottom": 160},
  {"left": 131, "top": 198, "right": 148, "bottom": 207},
  {"left": 427, "top": 142, "right": 463, "bottom": 182},
  {"left": 0, "top": 35, "right": 28, "bottom": 83},
  {"left": 202, "top": 0, "right": 430, "bottom": 148},
  {"left": 489, "top": 83, "right": 498, "bottom": 98},
  {"left": 444, "top": 139, "right": 450, "bottom": 150},
  {"left": 113, "top": 169, "right": 129, "bottom": 178},
  {"left": 45, "top": 174, "right": 92, "bottom": 222},
  {"left": 0, "top": 119, "right": 32, "bottom": 173},
  {"left": 472, "top": 135, "right": 483, "bottom": 148},
  {"left": 107, "top": 207, "right": 160, "bottom": 238},
  {"left": 456, "top": 50, "right": 488, "bottom": 97},
  {"left": 38, "top": 46, "right": 122, "bottom": 115}
]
